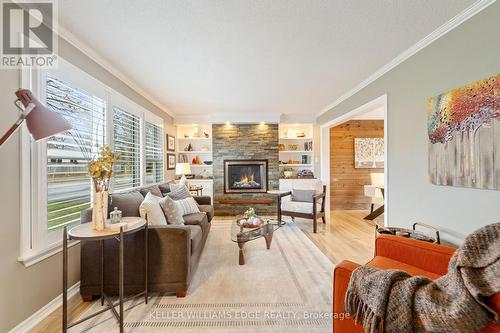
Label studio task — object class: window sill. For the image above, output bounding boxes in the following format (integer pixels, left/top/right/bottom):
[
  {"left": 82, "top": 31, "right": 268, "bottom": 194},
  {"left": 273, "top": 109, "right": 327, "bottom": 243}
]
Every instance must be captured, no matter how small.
[{"left": 18, "top": 240, "right": 80, "bottom": 267}]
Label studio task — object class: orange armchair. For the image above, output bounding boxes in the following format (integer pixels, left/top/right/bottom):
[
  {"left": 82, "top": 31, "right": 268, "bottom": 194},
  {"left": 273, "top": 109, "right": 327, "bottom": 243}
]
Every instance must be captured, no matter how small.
[{"left": 333, "top": 234, "right": 500, "bottom": 333}]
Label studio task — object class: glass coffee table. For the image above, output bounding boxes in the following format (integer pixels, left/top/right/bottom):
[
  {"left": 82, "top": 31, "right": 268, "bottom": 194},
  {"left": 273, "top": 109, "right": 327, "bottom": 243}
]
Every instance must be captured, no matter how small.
[{"left": 231, "top": 217, "right": 285, "bottom": 265}]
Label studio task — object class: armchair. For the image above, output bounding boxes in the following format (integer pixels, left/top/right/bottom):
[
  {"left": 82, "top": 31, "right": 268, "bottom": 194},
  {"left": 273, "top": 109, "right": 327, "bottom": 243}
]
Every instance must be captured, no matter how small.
[
  {"left": 278, "top": 182, "right": 326, "bottom": 233},
  {"left": 333, "top": 235, "right": 500, "bottom": 332}
]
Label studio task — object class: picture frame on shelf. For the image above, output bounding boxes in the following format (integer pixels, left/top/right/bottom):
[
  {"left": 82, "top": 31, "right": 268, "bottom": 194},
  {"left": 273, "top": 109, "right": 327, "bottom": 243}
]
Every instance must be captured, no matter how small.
[
  {"left": 167, "top": 153, "right": 176, "bottom": 170},
  {"left": 167, "top": 134, "right": 176, "bottom": 151}
]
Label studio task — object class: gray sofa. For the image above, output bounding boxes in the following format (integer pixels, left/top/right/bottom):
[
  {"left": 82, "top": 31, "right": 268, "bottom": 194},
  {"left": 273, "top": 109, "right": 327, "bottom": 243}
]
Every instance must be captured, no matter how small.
[{"left": 79, "top": 181, "right": 213, "bottom": 299}]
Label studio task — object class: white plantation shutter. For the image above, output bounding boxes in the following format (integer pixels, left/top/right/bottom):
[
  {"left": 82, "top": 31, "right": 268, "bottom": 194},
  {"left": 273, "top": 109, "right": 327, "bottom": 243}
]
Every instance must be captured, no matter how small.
[
  {"left": 45, "top": 75, "right": 106, "bottom": 229},
  {"left": 113, "top": 106, "right": 141, "bottom": 190},
  {"left": 145, "top": 122, "right": 164, "bottom": 185}
]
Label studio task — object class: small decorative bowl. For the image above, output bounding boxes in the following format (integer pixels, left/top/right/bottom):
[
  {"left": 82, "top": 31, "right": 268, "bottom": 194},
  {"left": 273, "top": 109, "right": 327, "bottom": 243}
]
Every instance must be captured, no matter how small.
[
  {"left": 203, "top": 161, "right": 213, "bottom": 165},
  {"left": 236, "top": 215, "right": 265, "bottom": 228}
]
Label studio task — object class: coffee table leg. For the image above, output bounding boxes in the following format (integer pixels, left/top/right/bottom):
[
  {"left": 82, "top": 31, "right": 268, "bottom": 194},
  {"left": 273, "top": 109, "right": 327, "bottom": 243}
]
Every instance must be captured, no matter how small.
[
  {"left": 264, "top": 229, "right": 273, "bottom": 249},
  {"left": 238, "top": 242, "right": 245, "bottom": 265}
]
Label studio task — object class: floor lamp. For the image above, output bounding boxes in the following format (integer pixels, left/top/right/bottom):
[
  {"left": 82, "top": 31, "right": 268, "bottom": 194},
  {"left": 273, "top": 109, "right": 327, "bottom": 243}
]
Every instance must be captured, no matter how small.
[{"left": 0, "top": 89, "right": 72, "bottom": 147}]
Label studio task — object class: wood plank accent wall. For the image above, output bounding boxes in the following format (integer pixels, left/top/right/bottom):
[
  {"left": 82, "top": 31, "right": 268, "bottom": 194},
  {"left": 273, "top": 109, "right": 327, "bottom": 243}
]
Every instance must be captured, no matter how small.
[{"left": 330, "top": 120, "right": 384, "bottom": 210}]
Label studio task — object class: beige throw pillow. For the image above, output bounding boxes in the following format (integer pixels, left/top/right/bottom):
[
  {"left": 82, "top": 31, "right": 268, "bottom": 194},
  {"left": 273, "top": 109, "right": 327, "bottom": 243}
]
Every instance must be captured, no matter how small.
[
  {"left": 176, "top": 197, "right": 200, "bottom": 216},
  {"left": 139, "top": 192, "right": 167, "bottom": 225},
  {"left": 159, "top": 196, "right": 184, "bottom": 225}
]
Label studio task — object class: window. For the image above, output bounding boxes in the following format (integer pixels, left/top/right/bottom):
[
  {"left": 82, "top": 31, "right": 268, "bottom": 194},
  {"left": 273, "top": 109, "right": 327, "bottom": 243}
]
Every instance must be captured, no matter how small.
[
  {"left": 46, "top": 75, "right": 106, "bottom": 230},
  {"left": 145, "top": 122, "right": 164, "bottom": 185},
  {"left": 113, "top": 106, "right": 141, "bottom": 191},
  {"left": 19, "top": 59, "right": 165, "bottom": 266}
]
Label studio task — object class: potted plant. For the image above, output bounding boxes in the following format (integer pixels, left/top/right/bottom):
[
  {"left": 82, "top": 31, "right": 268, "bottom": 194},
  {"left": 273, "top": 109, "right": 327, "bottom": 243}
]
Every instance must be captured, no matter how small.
[
  {"left": 87, "top": 145, "right": 118, "bottom": 231},
  {"left": 283, "top": 167, "right": 294, "bottom": 178}
]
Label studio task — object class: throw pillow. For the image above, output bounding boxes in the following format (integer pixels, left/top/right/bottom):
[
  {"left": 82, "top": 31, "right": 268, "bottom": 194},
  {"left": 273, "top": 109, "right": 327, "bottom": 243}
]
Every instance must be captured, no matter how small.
[
  {"left": 167, "top": 184, "right": 192, "bottom": 200},
  {"left": 175, "top": 197, "right": 201, "bottom": 216},
  {"left": 292, "top": 189, "right": 316, "bottom": 203},
  {"left": 159, "top": 196, "right": 184, "bottom": 225},
  {"left": 139, "top": 192, "right": 167, "bottom": 225},
  {"left": 139, "top": 185, "right": 163, "bottom": 198}
]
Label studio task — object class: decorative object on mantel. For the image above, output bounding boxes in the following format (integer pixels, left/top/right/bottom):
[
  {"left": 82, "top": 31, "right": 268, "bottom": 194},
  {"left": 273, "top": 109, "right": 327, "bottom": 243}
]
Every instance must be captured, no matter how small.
[
  {"left": 288, "top": 144, "right": 298, "bottom": 151},
  {"left": 304, "top": 141, "right": 313, "bottom": 151},
  {"left": 279, "top": 143, "right": 285, "bottom": 151},
  {"left": 354, "top": 138, "right": 384, "bottom": 168},
  {"left": 0, "top": 89, "right": 72, "bottom": 147},
  {"left": 184, "top": 133, "right": 189, "bottom": 138},
  {"left": 167, "top": 153, "right": 176, "bottom": 170},
  {"left": 167, "top": 134, "right": 175, "bottom": 151},
  {"left": 203, "top": 161, "right": 213, "bottom": 165},
  {"left": 428, "top": 74, "right": 499, "bottom": 190},
  {"left": 204, "top": 131, "right": 210, "bottom": 138},
  {"left": 87, "top": 145, "right": 118, "bottom": 231},
  {"left": 191, "top": 155, "right": 202, "bottom": 164},
  {"left": 184, "top": 143, "right": 194, "bottom": 151},
  {"left": 296, "top": 132, "right": 306, "bottom": 138}
]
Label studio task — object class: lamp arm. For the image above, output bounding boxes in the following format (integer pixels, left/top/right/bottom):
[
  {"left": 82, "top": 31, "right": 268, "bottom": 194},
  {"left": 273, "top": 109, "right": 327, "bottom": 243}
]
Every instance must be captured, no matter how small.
[{"left": 0, "top": 102, "right": 35, "bottom": 147}]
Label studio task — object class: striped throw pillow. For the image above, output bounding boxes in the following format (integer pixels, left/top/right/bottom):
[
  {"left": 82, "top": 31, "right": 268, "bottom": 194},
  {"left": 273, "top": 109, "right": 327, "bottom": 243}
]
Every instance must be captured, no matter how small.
[
  {"left": 167, "top": 184, "right": 191, "bottom": 200},
  {"left": 176, "top": 197, "right": 200, "bottom": 216}
]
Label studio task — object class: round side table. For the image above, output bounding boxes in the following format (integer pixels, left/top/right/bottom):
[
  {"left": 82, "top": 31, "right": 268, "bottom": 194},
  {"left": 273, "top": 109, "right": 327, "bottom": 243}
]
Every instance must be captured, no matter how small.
[{"left": 62, "top": 217, "right": 148, "bottom": 333}]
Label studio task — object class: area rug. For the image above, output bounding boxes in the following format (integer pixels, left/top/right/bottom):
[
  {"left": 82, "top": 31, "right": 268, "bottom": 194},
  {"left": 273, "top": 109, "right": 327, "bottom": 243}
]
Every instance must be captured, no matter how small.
[{"left": 75, "top": 219, "right": 334, "bottom": 332}]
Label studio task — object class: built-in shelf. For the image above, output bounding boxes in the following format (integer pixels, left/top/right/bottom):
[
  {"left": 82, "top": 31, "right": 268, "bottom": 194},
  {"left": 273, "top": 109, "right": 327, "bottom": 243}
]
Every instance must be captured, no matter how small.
[
  {"left": 177, "top": 151, "right": 213, "bottom": 154},
  {"left": 279, "top": 150, "right": 313, "bottom": 153},
  {"left": 178, "top": 137, "right": 211, "bottom": 141},
  {"left": 190, "top": 164, "right": 213, "bottom": 167},
  {"left": 279, "top": 137, "right": 313, "bottom": 140},
  {"left": 279, "top": 164, "right": 313, "bottom": 167}
]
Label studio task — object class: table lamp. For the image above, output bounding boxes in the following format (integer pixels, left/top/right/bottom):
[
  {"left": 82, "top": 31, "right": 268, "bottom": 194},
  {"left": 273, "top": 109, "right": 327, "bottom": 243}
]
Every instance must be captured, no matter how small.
[
  {"left": 0, "top": 89, "right": 72, "bottom": 146},
  {"left": 175, "top": 162, "right": 192, "bottom": 185}
]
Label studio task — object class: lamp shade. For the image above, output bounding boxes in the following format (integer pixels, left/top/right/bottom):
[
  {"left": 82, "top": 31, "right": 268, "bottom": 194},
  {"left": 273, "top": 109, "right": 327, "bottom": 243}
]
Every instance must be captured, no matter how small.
[
  {"left": 175, "top": 162, "right": 191, "bottom": 175},
  {"left": 15, "top": 89, "right": 72, "bottom": 141}
]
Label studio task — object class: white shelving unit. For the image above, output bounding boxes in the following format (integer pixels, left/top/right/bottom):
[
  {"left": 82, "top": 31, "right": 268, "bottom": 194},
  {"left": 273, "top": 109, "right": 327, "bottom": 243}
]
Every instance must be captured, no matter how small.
[
  {"left": 176, "top": 124, "right": 214, "bottom": 199},
  {"left": 279, "top": 124, "right": 314, "bottom": 178}
]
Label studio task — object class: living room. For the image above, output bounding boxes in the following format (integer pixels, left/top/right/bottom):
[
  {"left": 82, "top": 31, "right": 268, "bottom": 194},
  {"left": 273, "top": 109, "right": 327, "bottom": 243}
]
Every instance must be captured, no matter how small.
[{"left": 0, "top": 1, "right": 499, "bottom": 332}]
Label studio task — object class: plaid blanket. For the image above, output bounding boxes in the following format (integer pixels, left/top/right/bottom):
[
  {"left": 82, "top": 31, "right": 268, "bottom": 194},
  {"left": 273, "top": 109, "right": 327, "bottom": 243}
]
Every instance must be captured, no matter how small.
[{"left": 345, "top": 222, "right": 500, "bottom": 333}]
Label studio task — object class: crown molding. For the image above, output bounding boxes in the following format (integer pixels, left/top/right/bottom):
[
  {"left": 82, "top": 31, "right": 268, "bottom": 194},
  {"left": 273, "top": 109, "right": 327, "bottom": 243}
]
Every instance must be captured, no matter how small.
[
  {"left": 55, "top": 25, "right": 175, "bottom": 117},
  {"left": 316, "top": 0, "right": 497, "bottom": 118}
]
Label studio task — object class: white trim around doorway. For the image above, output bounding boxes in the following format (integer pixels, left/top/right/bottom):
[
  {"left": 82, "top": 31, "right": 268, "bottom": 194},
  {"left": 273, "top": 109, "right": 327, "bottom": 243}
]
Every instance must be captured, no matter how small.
[{"left": 319, "top": 94, "right": 388, "bottom": 227}]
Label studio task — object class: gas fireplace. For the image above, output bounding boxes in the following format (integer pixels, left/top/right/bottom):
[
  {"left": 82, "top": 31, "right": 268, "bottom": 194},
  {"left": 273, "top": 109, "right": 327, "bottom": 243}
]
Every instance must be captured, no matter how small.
[{"left": 224, "top": 160, "right": 268, "bottom": 193}]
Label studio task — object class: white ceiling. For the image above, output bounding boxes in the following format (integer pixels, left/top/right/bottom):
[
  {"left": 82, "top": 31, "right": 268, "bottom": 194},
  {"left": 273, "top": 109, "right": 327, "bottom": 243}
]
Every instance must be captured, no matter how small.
[{"left": 58, "top": 0, "right": 476, "bottom": 118}]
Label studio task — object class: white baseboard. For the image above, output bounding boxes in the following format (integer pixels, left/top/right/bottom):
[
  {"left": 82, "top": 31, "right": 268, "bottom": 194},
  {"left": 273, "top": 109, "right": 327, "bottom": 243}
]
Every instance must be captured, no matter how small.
[{"left": 8, "top": 282, "right": 81, "bottom": 333}]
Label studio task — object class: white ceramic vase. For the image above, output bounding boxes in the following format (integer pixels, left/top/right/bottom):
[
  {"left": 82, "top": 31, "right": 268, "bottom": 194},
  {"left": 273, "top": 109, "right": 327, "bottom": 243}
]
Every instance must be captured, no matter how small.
[{"left": 92, "top": 188, "right": 108, "bottom": 231}]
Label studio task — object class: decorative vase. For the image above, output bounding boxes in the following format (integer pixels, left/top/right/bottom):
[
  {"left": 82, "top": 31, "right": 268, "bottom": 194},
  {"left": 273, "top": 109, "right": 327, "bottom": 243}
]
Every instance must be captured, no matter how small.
[{"left": 92, "top": 188, "right": 108, "bottom": 231}]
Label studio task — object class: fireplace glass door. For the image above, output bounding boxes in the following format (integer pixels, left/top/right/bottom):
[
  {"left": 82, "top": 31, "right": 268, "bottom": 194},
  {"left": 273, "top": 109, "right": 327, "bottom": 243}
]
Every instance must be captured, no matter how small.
[{"left": 224, "top": 160, "right": 268, "bottom": 193}]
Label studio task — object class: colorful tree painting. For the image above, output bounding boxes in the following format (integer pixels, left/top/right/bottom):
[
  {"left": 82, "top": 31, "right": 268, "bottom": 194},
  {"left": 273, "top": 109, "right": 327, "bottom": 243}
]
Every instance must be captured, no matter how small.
[{"left": 427, "top": 74, "right": 500, "bottom": 190}]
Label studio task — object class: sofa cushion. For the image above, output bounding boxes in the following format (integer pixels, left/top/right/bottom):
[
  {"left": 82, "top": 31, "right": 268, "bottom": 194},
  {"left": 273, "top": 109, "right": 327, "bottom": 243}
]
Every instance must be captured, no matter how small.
[
  {"left": 176, "top": 197, "right": 200, "bottom": 215},
  {"left": 109, "top": 191, "right": 144, "bottom": 217},
  {"left": 368, "top": 256, "right": 441, "bottom": 280},
  {"left": 139, "top": 185, "right": 162, "bottom": 198},
  {"left": 159, "top": 196, "right": 184, "bottom": 225},
  {"left": 291, "top": 189, "right": 316, "bottom": 202},
  {"left": 198, "top": 205, "right": 214, "bottom": 221},
  {"left": 183, "top": 212, "right": 207, "bottom": 225},
  {"left": 281, "top": 201, "right": 322, "bottom": 214},
  {"left": 158, "top": 181, "right": 174, "bottom": 196},
  {"left": 167, "top": 184, "right": 192, "bottom": 200},
  {"left": 187, "top": 225, "right": 203, "bottom": 255},
  {"left": 139, "top": 192, "right": 167, "bottom": 225}
]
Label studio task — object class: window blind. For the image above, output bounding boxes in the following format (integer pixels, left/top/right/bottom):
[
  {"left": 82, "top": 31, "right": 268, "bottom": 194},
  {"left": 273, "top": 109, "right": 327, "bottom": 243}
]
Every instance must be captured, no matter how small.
[
  {"left": 113, "top": 106, "right": 141, "bottom": 190},
  {"left": 46, "top": 75, "right": 106, "bottom": 229},
  {"left": 145, "top": 122, "right": 164, "bottom": 184}
]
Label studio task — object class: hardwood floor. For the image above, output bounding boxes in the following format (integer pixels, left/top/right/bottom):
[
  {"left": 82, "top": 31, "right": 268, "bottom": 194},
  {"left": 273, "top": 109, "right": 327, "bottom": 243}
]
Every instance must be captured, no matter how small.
[
  {"left": 293, "top": 210, "right": 380, "bottom": 265},
  {"left": 29, "top": 210, "right": 378, "bottom": 332}
]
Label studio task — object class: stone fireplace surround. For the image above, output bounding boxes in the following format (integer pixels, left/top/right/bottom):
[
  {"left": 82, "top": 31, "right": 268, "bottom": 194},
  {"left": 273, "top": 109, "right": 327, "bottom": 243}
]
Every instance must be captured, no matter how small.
[{"left": 213, "top": 123, "right": 279, "bottom": 215}]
